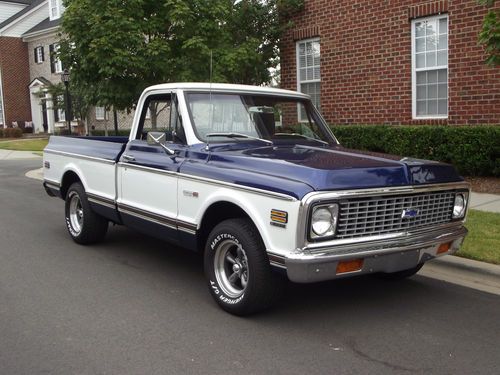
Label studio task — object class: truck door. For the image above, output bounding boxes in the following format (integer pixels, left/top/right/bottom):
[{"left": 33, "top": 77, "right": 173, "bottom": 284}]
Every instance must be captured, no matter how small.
[{"left": 117, "top": 92, "right": 186, "bottom": 243}]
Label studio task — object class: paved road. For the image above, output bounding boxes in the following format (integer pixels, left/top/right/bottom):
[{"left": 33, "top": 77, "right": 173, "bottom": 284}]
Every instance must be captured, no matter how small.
[{"left": 1, "top": 159, "right": 499, "bottom": 375}]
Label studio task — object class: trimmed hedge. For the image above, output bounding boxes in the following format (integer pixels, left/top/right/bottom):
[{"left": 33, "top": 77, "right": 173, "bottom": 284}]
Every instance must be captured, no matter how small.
[
  {"left": 0, "top": 127, "right": 23, "bottom": 138},
  {"left": 330, "top": 125, "right": 500, "bottom": 177}
]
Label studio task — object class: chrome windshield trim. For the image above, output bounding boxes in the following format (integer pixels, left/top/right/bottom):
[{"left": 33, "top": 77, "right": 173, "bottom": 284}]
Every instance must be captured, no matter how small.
[
  {"left": 44, "top": 149, "right": 116, "bottom": 165},
  {"left": 296, "top": 182, "right": 470, "bottom": 250}
]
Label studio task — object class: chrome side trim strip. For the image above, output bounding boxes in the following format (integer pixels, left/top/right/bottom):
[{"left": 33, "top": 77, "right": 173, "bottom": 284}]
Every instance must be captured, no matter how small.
[
  {"left": 117, "top": 202, "right": 198, "bottom": 233},
  {"left": 87, "top": 193, "right": 116, "bottom": 210},
  {"left": 117, "top": 162, "right": 296, "bottom": 202},
  {"left": 117, "top": 162, "right": 177, "bottom": 176},
  {"left": 43, "top": 179, "right": 61, "bottom": 189},
  {"left": 44, "top": 149, "right": 116, "bottom": 165},
  {"left": 268, "top": 252, "right": 286, "bottom": 269},
  {"left": 118, "top": 204, "right": 177, "bottom": 230}
]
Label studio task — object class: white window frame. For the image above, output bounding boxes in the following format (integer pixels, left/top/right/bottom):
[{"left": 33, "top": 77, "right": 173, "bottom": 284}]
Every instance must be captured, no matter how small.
[
  {"left": 411, "top": 14, "right": 449, "bottom": 119},
  {"left": 296, "top": 37, "right": 321, "bottom": 122},
  {"left": 35, "top": 46, "right": 44, "bottom": 64},
  {"left": 0, "top": 69, "right": 5, "bottom": 126},
  {"left": 54, "top": 44, "right": 63, "bottom": 73},
  {"left": 95, "top": 106, "right": 106, "bottom": 120},
  {"left": 49, "top": 0, "right": 61, "bottom": 20},
  {"left": 57, "top": 95, "right": 66, "bottom": 122}
]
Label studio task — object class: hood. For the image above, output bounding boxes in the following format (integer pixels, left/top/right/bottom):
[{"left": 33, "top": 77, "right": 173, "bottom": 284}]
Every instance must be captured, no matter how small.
[{"left": 182, "top": 143, "right": 463, "bottom": 200}]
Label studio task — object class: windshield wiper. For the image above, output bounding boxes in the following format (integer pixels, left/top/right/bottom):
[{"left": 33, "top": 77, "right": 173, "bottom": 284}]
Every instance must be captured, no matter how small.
[
  {"left": 205, "top": 132, "right": 273, "bottom": 150},
  {"left": 274, "top": 133, "right": 329, "bottom": 145}
]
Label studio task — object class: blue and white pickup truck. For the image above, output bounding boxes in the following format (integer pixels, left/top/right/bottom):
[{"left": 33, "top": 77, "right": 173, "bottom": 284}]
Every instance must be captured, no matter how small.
[{"left": 43, "top": 83, "right": 469, "bottom": 315}]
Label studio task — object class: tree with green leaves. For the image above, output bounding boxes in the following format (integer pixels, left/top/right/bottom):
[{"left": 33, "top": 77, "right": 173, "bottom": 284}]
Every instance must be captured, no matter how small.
[
  {"left": 479, "top": 0, "right": 500, "bottom": 65},
  {"left": 59, "top": 0, "right": 303, "bottom": 113}
]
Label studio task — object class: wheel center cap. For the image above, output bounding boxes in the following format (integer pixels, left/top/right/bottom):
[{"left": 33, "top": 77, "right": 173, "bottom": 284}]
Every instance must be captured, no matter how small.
[{"left": 232, "top": 263, "right": 241, "bottom": 273}]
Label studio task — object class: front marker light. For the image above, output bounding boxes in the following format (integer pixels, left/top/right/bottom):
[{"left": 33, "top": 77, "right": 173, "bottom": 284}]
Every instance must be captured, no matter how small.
[
  {"left": 311, "top": 204, "right": 339, "bottom": 239},
  {"left": 452, "top": 193, "right": 467, "bottom": 219}
]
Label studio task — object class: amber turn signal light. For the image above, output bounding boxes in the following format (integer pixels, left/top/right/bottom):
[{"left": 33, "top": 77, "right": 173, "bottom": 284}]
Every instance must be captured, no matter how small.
[
  {"left": 336, "top": 259, "right": 364, "bottom": 274},
  {"left": 437, "top": 242, "right": 452, "bottom": 254}
]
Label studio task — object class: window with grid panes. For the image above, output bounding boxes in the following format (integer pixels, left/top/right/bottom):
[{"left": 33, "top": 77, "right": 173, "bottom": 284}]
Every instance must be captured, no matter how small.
[
  {"left": 296, "top": 39, "right": 320, "bottom": 121},
  {"left": 412, "top": 15, "right": 448, "bottom": 118},
  {"left": 95, "top": 106, "right": 106, "bottom": 120}
]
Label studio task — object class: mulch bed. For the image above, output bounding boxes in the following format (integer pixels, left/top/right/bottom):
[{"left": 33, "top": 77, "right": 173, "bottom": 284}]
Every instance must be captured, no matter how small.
[{"left": 464, "top": 177, "right": 500, "bottom": 195}]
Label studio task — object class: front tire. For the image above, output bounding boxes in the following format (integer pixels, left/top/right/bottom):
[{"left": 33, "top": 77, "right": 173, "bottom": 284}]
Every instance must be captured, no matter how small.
[
  {"left": 204, "top": 218, "right": 284, "bottom": 315},
  {"left": 65, "top": 182, "right": 108, "bottom": 244}
]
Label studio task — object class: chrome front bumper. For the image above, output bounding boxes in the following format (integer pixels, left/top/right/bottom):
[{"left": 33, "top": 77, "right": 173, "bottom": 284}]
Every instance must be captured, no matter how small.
[{"left": 283, "top": 225, "right": 468, "bottom": 283}]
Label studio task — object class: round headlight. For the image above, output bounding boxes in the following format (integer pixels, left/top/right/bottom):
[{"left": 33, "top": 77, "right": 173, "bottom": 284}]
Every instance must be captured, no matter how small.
[
  {"left": 311, "top": 208, "right": 333, "bottom": 236},
  {"left": 453, "top": 194, "right": 466, "bottom": 218}
]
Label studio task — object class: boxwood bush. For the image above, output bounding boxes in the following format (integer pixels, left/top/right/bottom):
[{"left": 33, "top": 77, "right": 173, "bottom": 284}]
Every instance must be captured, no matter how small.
[
  {"left": 0, "top": 127, "right": 23, "bottom": 138},
  {"left": 330, "top": 125, "right": 500, "bottom": 177}
]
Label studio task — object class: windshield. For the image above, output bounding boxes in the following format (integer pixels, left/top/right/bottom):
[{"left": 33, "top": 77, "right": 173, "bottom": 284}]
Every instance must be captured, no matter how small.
[{"left": 185, "top": 92, "right": 335, "bottom": 145}]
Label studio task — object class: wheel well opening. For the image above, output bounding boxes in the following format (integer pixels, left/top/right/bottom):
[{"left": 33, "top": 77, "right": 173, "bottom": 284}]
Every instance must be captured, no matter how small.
[
  {"left": 60, "top": 171, "right": 82, "bottom": 199},
  {"left": 197, "top": 202, "right": 253, "bottom": 252}
]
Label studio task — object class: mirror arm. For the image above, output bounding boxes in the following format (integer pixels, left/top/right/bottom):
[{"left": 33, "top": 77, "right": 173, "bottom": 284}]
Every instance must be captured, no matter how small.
[
  {"left": 160, "top": 143, "right": 175, "bottom": 156},
  {"left": 149, "top": 132, "right": 175, "bottom": 155}
]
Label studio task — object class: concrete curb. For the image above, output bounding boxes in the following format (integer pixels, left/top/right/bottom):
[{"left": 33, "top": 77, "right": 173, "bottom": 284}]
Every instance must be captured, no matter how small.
[
  {"left": 421, "top": 255, "right": 500, "bottom": 296},
  {"left": 25, "top": 167, "right": 43, "bottom": 181},
  {"left": 432, "top": 255, "right": 500, "bottom": 278}
]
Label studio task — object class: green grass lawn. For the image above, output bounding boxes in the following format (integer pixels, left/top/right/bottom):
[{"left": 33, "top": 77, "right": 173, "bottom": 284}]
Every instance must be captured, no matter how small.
[
  {"left": 458, "top": 209, "right": 500, "bottom": 264},
  {"left": 0, "top": 138, "right": 49, "bottom": 151}
]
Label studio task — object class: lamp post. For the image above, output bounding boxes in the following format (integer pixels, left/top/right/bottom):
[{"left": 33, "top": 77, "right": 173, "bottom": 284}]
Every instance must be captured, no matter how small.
[{"left": 61, "top": 69, "right": 72, "bottom": 135}]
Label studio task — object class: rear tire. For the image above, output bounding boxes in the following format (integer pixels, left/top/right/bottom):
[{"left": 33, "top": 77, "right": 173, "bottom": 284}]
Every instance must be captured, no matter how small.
[
  {"left": 64, "top": 182, "right": 108, "bottom": 244},
  {"left": 204, "top": 218, "right": 284, "bottom": 315},
  {"left": 376, "top": 263, "right": 424, "bottom": 280}
]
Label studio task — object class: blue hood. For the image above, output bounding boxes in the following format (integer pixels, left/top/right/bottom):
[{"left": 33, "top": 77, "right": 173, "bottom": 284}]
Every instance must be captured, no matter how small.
[{"left": 180, "top": 144, "right": 463, "bottom": 200}]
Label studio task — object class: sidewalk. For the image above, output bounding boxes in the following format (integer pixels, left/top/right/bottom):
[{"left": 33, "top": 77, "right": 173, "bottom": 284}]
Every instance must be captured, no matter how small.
[
  {"left": 469, "top": 192, "right": 500, "bottom": 213},
  {"left": 0, "top": 149, "right": 41, "bottom": 160}
]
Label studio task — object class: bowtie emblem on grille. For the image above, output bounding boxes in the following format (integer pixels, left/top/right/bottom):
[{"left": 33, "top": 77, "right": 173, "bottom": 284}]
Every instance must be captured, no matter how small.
[{"left": 401, "top": 209, "right": 419, "bottom": 219}]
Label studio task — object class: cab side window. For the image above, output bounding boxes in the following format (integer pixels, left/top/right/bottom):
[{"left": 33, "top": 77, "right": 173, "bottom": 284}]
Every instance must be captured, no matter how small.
[{"left": 137, "top": 94, "right": 186, "bottom": 144}]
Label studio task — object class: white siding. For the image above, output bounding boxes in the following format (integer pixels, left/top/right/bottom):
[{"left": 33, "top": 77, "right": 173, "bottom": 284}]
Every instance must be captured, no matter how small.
[
  {"left": 1, "top": 1, "right": 48, "bottom": 37},
  {"left": 0, "top": 3, "right": 26, "bottom": 24}
]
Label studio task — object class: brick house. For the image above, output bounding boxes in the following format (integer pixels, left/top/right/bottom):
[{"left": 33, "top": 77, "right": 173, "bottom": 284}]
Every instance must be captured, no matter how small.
[
  {"left": 280, "top": 0, "right": 500, "bottom": 125},
  {"left": 0, "top": 0, "right": 47, "bottom": 129},
  {"left": 0, "top": 0, "right": 134, "bottom": 134}
]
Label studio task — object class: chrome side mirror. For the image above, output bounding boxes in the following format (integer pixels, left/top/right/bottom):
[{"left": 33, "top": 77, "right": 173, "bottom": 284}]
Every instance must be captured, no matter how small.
[{"left": 147, "top": 132, "right": 175, "bottom": 156}]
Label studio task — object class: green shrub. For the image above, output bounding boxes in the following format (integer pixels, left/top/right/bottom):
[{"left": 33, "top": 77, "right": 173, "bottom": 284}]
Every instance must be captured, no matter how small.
[
  {"left": 0, "top": 128, "right": 3, "bottom": 138},
  {"left": 330, "top": 125, "right": 500, "bottom": 177},
  {"left": 4, "top": 127, "right": 23, "bottom": 138}
]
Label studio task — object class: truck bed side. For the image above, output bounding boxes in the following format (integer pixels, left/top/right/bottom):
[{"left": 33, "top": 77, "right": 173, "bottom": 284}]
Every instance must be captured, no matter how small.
[{"left": 43, "top": 136, "right": 127, "bottom": 213}]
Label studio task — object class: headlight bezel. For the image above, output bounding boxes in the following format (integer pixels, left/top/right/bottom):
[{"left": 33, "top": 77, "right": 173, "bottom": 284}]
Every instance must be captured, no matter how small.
[
  {"left": 308, "top": 203, "right": 339, "bottom": 241},
  {"left": 452, "top": 191, "right": 469, "bottom": 220}
]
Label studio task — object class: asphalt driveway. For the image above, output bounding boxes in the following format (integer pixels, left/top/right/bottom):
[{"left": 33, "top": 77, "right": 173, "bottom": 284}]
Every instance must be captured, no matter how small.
[{"left": 1, "top": 159, "right": 499, "bottom": 375}]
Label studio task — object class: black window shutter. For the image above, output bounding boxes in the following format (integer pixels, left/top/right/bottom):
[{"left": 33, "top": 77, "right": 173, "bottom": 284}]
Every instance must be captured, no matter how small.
[
  {"left": 49, "top": 44, "right": 55, "bottom": 73},
  {"left": 53, "top": 96, "right": 59, "bottom": 122},
  {"left": 34, "top": 48, "right": 38, "bottom": 63},
  {"left": 41, "top": 46, "right": 44, "bottom": 62}
]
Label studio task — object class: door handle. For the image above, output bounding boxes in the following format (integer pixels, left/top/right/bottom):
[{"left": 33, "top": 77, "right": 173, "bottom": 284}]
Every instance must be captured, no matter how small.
[{"left": 122, "top": 154, "right": 135, "bottom": 162}]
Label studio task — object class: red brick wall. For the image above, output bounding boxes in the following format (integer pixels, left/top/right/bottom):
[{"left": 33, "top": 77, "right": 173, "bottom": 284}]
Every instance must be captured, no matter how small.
[
  {"left": 0, "top": 36, "right": 31, "bottom": 126},
  {"left": 280, "top": 0, "right": 500, "bottom": 125}
]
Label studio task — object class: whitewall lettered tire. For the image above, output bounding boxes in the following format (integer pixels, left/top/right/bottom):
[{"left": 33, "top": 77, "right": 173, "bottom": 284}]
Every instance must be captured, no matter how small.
[
  {"left": 204, "top": 218, "right": 284, "bottom": 315},
  {"left": 64, "top": 182, "right": 108, "bottom": 244}
]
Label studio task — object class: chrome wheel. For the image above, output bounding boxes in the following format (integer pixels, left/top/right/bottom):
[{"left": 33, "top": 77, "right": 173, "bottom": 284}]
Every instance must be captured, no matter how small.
[
  {"left": 214, "top": 239, "right": 249, "bottom": 298},
  {"left": 68, "top": 192, "right": 84, "bottom": 234}
]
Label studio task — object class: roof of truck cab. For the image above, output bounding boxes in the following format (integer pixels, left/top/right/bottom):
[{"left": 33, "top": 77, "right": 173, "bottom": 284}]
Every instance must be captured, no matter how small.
[{"left": 144, "top": 83, "right": 309, "bottom": 98}]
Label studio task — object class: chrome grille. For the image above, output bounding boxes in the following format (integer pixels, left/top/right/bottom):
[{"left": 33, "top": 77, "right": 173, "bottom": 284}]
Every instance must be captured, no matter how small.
[{"left": 336, "top": 191, "right": 455, "bottom": 239}]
